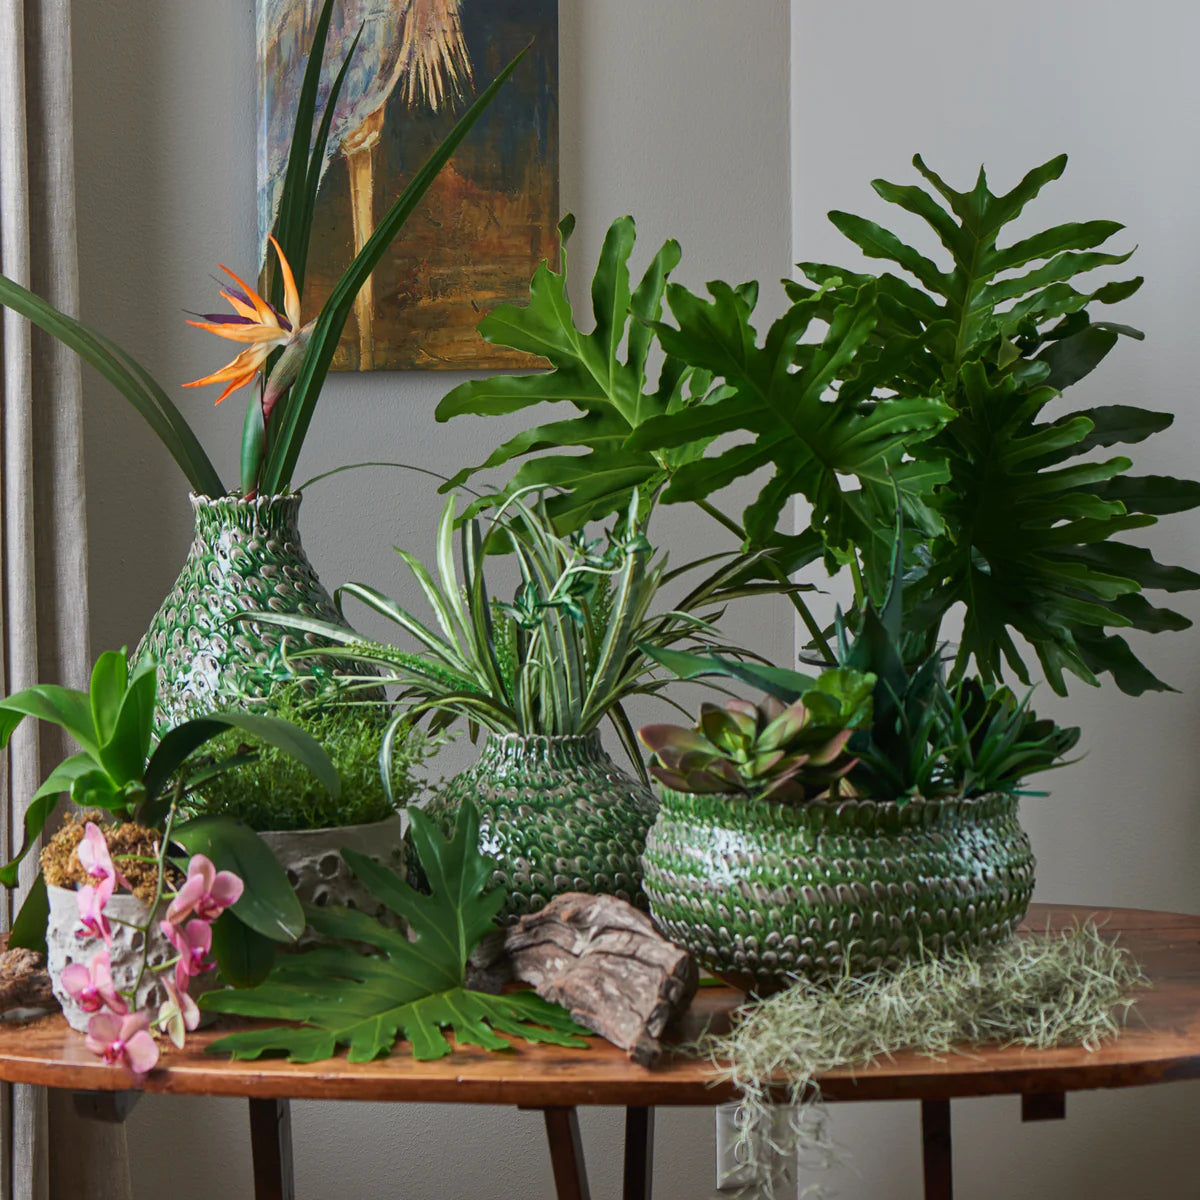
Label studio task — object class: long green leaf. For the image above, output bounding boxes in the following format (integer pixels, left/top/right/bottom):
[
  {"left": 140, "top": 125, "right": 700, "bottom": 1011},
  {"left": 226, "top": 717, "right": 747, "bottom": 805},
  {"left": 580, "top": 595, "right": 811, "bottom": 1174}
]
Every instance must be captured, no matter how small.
[
  {"left": 0, "top": 275, "right": 223, "bottom": 496},
  {"left": 173, "top": 816, "right": 305, "bottom": 943},
  {"left": 261, "top": 50, "right": 528, "bottom": 493}
]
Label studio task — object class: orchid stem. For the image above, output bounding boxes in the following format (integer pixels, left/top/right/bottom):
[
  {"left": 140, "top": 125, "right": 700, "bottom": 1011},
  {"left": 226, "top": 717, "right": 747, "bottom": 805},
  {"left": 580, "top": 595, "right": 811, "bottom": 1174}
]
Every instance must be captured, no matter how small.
[{"left": 131, "top": 790, "right": 180, "bottom": 1004}]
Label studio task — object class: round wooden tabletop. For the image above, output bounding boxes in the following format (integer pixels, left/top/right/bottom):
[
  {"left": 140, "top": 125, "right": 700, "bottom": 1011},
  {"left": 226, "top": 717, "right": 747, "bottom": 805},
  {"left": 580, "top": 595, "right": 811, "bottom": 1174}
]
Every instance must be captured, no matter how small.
[{"left": 2, "top": 904, "right": 1199, "bottom": 1107}]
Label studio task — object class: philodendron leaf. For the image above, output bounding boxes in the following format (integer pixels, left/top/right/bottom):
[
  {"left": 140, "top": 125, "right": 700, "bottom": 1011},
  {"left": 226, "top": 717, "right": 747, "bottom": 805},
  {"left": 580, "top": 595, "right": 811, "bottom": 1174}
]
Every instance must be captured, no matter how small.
[
  {"left": 172, "top": 816, "right": 305, "bottom": 943},
  {"left": 202, "top": 801, "right": 590, "bottom": 1062}
]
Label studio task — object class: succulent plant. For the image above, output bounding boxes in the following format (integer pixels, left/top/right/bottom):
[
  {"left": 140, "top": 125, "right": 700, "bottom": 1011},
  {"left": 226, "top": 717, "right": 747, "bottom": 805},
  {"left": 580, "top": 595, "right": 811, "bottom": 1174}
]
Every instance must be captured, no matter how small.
[{"left": 638, "top": 669, "right": 873, "bottom": 804}]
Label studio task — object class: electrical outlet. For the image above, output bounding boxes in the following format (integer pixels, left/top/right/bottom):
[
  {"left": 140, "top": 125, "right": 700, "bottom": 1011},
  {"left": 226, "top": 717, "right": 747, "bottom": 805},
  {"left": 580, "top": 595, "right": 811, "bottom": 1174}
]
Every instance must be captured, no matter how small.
[{"left": 715, "top": 1103, "right": 796, "bottom": 1193}]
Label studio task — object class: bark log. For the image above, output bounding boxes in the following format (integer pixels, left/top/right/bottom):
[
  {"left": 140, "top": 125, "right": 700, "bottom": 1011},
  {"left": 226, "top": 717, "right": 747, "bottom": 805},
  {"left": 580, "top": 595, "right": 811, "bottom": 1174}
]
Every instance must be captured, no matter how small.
[
  {"left": 0, "top": 934, "right": 57, "bottom": 1013},
  {"left": 503, "top": 893, "right": 697, "bottom": 1067}
]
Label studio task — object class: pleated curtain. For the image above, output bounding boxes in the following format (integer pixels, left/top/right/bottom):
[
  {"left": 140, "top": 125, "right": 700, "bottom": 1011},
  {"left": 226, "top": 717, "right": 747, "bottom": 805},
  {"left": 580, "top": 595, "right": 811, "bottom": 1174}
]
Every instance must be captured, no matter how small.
[{"left": 0, "top": 2, "right": 130, "bottom": 1198}]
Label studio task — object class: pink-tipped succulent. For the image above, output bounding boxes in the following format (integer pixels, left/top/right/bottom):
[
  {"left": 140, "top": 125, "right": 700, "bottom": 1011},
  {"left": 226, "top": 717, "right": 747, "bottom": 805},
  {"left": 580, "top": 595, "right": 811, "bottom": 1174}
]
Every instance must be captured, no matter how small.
[{"left": 639, "top": 696, "right": 857, "bottom": 804}]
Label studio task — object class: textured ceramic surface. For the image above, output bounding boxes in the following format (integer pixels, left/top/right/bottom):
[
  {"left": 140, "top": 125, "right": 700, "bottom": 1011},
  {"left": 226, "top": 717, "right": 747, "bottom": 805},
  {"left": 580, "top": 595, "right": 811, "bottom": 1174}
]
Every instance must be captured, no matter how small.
[
  {"left": 47, "top": 885, "right": 211, "bottom": 1032},
  {"left": 643, "top": 789, "right": 1035, "bottom": 986},
  {"left": 421, "top": 733, "right": 659, "bottom": 924},
  {"left": 260, "top": 816, "right": 404, "bottom": 929},
  {"left": 135, "top": 493, "right": 356, "bottom": 736}
]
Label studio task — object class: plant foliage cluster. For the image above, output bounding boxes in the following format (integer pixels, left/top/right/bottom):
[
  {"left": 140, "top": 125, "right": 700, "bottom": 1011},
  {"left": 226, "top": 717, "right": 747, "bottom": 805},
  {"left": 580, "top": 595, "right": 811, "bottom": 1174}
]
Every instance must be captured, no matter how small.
[{"left": 439, "top": 156, "right": 1200, "bottom": 699}]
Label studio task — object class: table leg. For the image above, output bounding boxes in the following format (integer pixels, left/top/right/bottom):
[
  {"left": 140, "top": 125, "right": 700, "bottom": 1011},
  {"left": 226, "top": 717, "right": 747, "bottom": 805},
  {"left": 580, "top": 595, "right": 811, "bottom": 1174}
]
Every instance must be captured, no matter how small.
[
  {"left": 921, "top": 1099, "right": 953, "bottom": 1200},
  {"left": 542, "top": 1106, "right": 592, "bottom": 1200},
  {"left": 71, "top": 1090, "right": 140, "bottom": 1123},
  {"left": 249, "top": 1097, "right": 296, "bottom": 1200},
  {"left": 623, "top": 1106, "right": 654, "bottom": 1200}
]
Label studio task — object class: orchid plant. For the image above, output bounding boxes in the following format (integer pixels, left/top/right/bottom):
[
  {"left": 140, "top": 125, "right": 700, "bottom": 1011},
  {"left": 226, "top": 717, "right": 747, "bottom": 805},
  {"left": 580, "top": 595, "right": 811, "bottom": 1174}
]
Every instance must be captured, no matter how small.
[
  {"left": 0, "top": 649, "right": 338, "bottom": 993},
  {"left": 0, "top": 0, "right": 524, "bottom": 498},
  {"left": 59, "top": 820, "right": 244, "bottom": 1074}
]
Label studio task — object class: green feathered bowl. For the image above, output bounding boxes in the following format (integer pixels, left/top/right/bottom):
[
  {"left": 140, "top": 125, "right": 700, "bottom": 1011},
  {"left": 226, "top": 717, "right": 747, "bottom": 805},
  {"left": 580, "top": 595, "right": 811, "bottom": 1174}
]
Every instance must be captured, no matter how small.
[{"left": 642, "top": 788, "right": 1035, "bottom": 988}]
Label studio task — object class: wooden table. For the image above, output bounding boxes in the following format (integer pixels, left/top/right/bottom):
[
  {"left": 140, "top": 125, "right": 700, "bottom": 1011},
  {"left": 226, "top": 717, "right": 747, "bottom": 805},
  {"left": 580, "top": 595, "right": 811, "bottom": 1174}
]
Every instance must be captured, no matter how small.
[{"left": 6, "top": 904, "right": 1200, "bottom": 1199}]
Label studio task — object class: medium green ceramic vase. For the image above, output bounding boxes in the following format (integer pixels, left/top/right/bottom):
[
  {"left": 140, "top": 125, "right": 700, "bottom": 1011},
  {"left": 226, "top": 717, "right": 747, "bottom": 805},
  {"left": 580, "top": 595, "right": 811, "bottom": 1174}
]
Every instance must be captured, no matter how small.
[
  {"left": 136, "top": 493, "right": 352, "bottom": 735},
  {"left": 423, "top": 732, "right": 659, "bottom": 924},
  {"left": 642, "top": 789, "right": 1035, "bottom": 988}
]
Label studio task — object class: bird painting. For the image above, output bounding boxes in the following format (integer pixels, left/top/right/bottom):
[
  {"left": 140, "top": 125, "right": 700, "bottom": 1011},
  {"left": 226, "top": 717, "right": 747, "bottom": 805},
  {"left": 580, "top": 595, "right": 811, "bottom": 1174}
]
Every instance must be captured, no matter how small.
[{"left": 256, "top": 0, "right": 559, "bottom": 372}]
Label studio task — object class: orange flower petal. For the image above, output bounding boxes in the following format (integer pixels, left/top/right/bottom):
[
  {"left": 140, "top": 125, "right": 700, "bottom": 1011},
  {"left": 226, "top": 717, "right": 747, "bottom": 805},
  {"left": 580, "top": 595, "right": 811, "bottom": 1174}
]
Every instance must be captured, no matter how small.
[
  {"left": 269, "top": 236, "right": 302, "bottom": 332},
  {"left": 186, "top": 320, "right": 290, "bottom": 346},
  {"left": 218, "top": 265, "right": 275, "bottom": 325}
]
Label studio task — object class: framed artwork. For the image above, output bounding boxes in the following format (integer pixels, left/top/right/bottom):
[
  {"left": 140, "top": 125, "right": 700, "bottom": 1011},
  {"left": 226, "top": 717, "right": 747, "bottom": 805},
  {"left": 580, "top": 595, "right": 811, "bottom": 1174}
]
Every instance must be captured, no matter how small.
[{"left": 257, "top": 0, "right": 559, "bottom": 371}]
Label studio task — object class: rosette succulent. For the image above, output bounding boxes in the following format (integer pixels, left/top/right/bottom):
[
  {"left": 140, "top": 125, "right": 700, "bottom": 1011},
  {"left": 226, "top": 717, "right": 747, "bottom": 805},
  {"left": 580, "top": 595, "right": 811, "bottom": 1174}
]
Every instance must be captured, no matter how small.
[{"left": 638, "top": 669, "right": 874, "bottom": 804}]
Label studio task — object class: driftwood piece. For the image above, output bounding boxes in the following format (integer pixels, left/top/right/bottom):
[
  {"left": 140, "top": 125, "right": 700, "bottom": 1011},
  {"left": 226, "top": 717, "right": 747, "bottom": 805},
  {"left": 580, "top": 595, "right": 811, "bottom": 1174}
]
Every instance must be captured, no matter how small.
[
  {"left": 504, "top": 893, "right": 698, "bottom": 1067},
  {"left": 0, "top": 934, "right": 57, "bottom": 1014}
]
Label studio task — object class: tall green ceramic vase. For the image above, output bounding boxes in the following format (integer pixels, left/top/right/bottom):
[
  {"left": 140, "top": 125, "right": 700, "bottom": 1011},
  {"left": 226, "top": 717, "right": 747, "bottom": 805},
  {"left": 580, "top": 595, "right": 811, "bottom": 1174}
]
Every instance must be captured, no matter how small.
[
  {"left": 422, "top": 732, "right": 659, "bottom": 924},
  {"left": 136, "top": 493, "right": 352, "bottom": 735},
  {"left": 642, "top": 789, "right": 1035, "bottom": 989}
]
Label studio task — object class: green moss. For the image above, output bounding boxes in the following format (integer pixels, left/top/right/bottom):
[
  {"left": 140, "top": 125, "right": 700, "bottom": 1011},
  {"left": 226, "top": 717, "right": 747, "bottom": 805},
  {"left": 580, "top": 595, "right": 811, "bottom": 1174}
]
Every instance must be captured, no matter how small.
[
  {"left": 699, "top": 924, "right": 1147, "bottom": 1198},
  {"left": 189, "top": 690, "right": 440, "bottom": 832}
]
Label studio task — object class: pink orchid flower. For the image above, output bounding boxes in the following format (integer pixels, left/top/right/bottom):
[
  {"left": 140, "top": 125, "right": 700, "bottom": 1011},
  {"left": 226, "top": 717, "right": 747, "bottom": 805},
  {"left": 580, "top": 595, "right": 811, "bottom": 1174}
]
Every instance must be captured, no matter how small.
[
  {"left": 157, "top": 975, "right": 201, "bottom": 1050},
  {"left": 76, "top": 821, "right": 129, "bottom": 890},
  {"left": 76, "top": 875, "right": 114, "bottom": 945},
  {"left": 161, "top": 917, "right": 214, "bottom": 991},
  {"left": 60, "top": 949, "right": 127, "bottom": 1016},
  {"left": 85, "top": 1011, "right": 159, "bottom": 1076},
  {"left": 166, "top": 854, "right": 243, "bottom": 924}
]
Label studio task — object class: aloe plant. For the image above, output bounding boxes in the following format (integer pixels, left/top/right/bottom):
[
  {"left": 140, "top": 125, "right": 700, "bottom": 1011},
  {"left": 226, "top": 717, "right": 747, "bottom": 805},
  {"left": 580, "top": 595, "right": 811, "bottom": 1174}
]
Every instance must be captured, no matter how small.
[{"left": 638, "top": 669, "right": 873, "bottom": 804}]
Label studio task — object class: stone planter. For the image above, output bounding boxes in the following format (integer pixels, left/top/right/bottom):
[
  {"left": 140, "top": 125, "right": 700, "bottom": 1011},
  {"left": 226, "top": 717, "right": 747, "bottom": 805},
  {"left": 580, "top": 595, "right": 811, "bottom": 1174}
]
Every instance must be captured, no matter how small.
[
  {"left": 420, "top": 732, "right": 659, "bottom": 924},
  {"left": 46, "top": 885, "right": 206, "bottom": 1033},
  {"left": 134, "top": 493, "right": 365, "bottom": 737},
  {"left": 642, "top": 789, "right": 1035, "bottom": 989},
  {"left": 259, "top": 815, "right": 404, "bottom": 925}
]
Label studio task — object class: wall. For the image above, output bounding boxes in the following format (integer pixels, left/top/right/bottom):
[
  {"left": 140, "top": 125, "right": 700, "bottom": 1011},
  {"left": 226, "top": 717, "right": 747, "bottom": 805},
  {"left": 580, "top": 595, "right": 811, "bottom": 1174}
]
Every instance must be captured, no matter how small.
[
  {"left": 791, "top": 1, "right": 1200, "bottom": 1197},
  {"left": 71, "top": 1, "right": 792, "bottom": 1197}
]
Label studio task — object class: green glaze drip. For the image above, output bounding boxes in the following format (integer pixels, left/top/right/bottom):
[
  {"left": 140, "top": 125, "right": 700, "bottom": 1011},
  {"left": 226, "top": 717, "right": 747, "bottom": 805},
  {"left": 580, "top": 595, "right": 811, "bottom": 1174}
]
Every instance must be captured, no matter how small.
[
  {"left": 422, "top": 732, "right": 658, "bottom": 924},
  {"left": 643, "top": 788, "right": 1036, "bottom": 987}
]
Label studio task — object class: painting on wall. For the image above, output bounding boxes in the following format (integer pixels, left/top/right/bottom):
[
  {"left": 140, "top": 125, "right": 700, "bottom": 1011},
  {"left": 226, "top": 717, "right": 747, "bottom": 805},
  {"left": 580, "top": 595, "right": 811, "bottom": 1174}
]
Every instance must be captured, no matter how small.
[{"left": 257, "top": 0, "right": 559, "bottom": 371}]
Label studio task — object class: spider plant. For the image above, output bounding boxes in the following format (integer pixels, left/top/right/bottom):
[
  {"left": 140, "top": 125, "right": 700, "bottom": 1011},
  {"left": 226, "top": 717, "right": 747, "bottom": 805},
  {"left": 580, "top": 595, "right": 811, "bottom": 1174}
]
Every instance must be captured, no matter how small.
[{"left": 250, "top": 490, "right": 765, "bottom": 783}]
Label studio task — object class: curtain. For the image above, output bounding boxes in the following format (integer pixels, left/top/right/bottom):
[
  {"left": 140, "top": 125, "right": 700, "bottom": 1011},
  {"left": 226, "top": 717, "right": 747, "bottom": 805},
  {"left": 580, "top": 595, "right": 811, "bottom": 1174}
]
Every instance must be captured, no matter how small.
[{"left": 0, "top": 2, "right": 130, "bottom": 1199}]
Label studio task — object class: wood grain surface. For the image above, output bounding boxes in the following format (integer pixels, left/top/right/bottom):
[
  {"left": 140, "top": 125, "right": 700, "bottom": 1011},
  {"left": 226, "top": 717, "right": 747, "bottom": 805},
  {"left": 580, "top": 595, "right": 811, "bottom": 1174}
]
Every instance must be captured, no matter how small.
[{"left": 3, "top": 905, "right": 1198, "bottom": 1108}]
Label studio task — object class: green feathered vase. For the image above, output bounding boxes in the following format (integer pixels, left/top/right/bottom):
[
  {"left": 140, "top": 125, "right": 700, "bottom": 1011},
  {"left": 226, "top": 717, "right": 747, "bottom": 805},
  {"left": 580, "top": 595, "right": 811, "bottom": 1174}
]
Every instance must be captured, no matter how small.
[
  {"left": 642, "top": 789, "right": 1035, "bottom": 989},
  {"left": 136, "top": 493, "right": 354, "bottom": 736},
  {"left": 421, "top": 732, "right": 659, "bottom": 924}
]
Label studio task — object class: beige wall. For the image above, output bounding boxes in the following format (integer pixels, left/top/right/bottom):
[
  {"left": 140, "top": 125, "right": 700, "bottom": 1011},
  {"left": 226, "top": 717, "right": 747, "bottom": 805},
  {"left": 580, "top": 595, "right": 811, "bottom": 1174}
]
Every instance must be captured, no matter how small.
[
  {"left": 792, "top": 1, "right": 1200, "bottom": 1196},
  {"left": 72, "top": 1, "right": 792, "bottom": 1196}
]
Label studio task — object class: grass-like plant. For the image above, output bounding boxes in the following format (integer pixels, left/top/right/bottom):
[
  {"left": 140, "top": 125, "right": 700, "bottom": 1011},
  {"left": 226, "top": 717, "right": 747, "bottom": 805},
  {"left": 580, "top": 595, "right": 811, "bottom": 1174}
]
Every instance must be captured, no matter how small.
[
  {"left": 186, "top": 685, "right": 439, "bottom": 832},
  {"left": 250, "top": 491, "right": 754, "bottom": 778}
]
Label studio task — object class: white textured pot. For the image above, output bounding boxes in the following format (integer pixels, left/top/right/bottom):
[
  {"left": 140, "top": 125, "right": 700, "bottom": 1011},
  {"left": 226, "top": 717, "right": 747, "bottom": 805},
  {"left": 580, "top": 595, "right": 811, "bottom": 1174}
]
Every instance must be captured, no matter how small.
[
  {"left": 47, "top": 885, "right": 182, "bottom": 1033},
  {"left": 259, "top": 815, "right": 404, "bottom": 926}
]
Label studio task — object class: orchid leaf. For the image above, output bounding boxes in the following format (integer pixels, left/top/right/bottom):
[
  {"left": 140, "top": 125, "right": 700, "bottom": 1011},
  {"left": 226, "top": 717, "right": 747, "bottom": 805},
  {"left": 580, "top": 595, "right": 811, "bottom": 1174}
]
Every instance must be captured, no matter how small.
[
  {"left": 173, "top": 816, "right": 305, "bottom": 943},
  {"left": 8, "top": 874, "right": 49, "bottom": 955},
  {"left": 203, "top": 801, "right": 589, "bottom": 1062}
]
